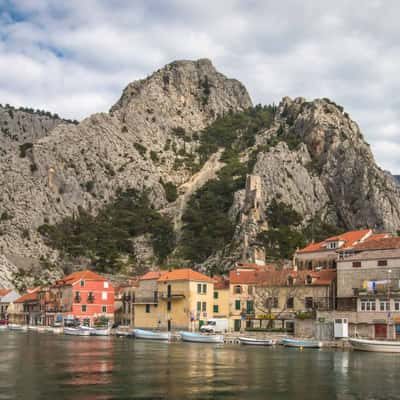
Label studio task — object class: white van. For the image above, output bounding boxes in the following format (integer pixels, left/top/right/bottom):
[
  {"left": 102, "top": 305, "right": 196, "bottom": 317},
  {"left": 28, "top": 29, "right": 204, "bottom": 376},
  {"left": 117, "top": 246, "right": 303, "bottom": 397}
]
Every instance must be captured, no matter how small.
[{"left": 200, "top": 318, "right": 229, "bottom": 333}]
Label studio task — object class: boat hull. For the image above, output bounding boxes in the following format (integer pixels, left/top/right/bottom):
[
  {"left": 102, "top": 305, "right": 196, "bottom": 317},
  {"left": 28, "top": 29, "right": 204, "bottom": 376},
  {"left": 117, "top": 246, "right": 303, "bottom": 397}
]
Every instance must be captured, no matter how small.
[
  {"left": 282, "top": 338, "right": 321, "bottom": 348},
  {"left": 64, "top": 327, "right": 91, "bottom": 336},
  {"left": 91, "top": 328, "right": 110, "bottom": 336},
  {"left": 133, "top": 329, "right": 170, "bottom": 340},
  {"left": 8, "top": 324, "right": 28, "bottom": 332},
  {"left": 349, "top": 338, "right": 400, "bottom": 353},
  {"left": 239, "top": 337, "right": 275, "bottom": 346},
  {"left": 180, "top": 331, "right": 224, "bottom": 343}
]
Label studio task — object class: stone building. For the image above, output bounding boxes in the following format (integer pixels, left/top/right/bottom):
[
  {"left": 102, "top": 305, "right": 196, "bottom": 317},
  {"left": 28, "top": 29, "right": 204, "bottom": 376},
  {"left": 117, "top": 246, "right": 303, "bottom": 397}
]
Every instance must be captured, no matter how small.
[
  {"left": 294, "top": 229, "right": 388, "bottom": 270},
  {"left": 320, "top": 237, "right": 400, "bottom": 339}
]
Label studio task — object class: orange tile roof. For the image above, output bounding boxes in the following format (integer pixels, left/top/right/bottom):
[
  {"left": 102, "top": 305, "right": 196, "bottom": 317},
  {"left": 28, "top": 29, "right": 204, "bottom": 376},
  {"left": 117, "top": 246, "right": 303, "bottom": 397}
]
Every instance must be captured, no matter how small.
[
  {"left": 351, "top": 237, "right": 400, "bottom": 251},
  {"left": 297, "top": 229, "right": 372, "bottom": 254},
  {"left": 140, "top": 271, "right": 167, "bottom": 280},
  {"left": 55, "top": 270, "right": 107, "bottom": 286},
  {"left": 0, "top": 289, "right": 11, "bottom": 297},
  {"left": 158, "top": 269, "right": 214, "bottom": 283},
  {"left": 15, "top": 288, "right": 40, "bottom": 303}
]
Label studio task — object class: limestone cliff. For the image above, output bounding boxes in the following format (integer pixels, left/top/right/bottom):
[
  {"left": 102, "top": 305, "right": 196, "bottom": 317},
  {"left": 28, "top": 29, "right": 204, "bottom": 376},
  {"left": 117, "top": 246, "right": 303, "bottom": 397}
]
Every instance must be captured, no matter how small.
[{"left": 0, "top": 59, "right": 399, "bottom": 288}]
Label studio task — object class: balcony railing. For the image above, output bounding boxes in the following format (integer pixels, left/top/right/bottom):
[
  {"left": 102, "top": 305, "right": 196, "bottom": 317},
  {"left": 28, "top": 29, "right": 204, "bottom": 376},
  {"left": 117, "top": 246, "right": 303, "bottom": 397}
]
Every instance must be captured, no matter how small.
[
  {"left": 133, "top": 297, "right": 159, "bottom": 304},
  {"left": 160, "top": 292, "right": 185, "bottom": 300}
]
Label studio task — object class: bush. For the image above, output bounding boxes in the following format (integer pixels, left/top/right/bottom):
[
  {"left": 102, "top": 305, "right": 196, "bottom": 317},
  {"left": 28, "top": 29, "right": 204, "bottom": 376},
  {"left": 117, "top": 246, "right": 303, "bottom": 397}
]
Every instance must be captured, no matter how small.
[
  {"left": 150, "top": 151, "right": 159, "bottom": 163},
  {"left": 134, "top": 142, "right": 147, "bottom": 157},
  {"left": 19, "top": 142, "right": 33, "bottom": 158},
  {"left": 161, "top": 181, "right": 178, "bottom": 203}
]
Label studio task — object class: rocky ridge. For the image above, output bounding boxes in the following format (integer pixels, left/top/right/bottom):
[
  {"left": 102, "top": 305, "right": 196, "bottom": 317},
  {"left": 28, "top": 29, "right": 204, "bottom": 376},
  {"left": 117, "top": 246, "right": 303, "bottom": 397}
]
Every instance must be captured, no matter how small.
[{"left": 0, "top": 59, "right": 399, "bottom": 288}]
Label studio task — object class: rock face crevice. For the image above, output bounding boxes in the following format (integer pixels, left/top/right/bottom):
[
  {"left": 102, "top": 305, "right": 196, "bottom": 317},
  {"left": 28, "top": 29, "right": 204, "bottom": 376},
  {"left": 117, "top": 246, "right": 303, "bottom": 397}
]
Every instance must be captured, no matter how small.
[{"left": 1, "top": 60, "right": 400, "bottom": 288}]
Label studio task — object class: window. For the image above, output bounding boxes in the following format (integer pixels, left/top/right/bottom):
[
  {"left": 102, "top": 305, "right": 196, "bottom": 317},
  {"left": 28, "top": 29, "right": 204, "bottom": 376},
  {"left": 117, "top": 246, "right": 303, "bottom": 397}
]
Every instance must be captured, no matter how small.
[
  {"left": 246, "top": 300, "right": 254, "bottom": 313},
  {"left": 352, "top": 262, "right": 362, "bottom": 268},
  {"left": 248, "top": 286, "right": 254, "bottom": 295},
  {"left": 287, "top": 276, "right": 293, "bottom": 286},
  {"left": 88, "top": 292, "right": 94, "bottom": 303},
  {"left": 102, "top": 306, "right": 107, "bottom": 313},
  {"left": 395, "top": 301, "right": 400, "bottom": 311},
  {"left": 306, "top": 275, "right": 312, "bottom": 285},
  {"left": 378, "top": 260, "right": 388, "bottom": 266},
  {"left": 213, "top": 305, "right": 219, "bottom": 313},
  {"left": 167, "top": 301, "right": 171, "bottom": 311},
  {"left": 234, "top": 285, "right": 241, "bottom": 294},
  {"left": 287, "top": 297, "right": 294, "bottom": 309},
  {"left": 197, "top": 301, "right": 201, "bottom": 311},
  {"left": 305, "top": 297, "right": 313, "bottom": 309},
  {"left": 81, "top": 305, "right": 87, "bottom": 312},
  {"left": 145, "top": 304, "right": 150, "bottom": 313},
  {"left": 267, "top": 297, "right": 279, "bottom": 308},
  {"left": 213, "top": 291, "right": 219, "bottom": 299},
  {"left": 102, "top": 292, "right": 108, "bottom": 300},
  {"left": 380, "top": 301, "right": 390, "bottom": 311},
  {"left": 360, "top": 300, "right": 376, "bottom": 311},
  {"left": 235, "top": 300, "right": 241, "bottom": 310},
  {"left": 203, "top": 284, "right": 207, "bottom": 294},
  {"left": 197, "top": 284, "right": 202, "bottom": 294},
  {"left": 75, "top": 291, "right": 81, "bottom": 303},
  {"left": 80, "top": 280, "right": 85, "bottom": 287},
  {"left": 202, "top": 302, "right": 206, "bottom": 312},
  {"left": 104, "top": 281, "right": 109, "bottom": 288}
]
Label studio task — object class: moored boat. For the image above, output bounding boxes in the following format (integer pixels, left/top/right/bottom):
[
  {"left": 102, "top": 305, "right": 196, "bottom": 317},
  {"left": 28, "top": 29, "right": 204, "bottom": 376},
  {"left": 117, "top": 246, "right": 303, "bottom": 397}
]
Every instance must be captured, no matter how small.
[
  {"left": 91, "top": 328, "right": 111, "bottom": 336},
  {"left": 133, "top": 329, "right": 171, "bottom": 341},
  {"left": 282, "top": 338, "right": 322, "bottom": 348},
  {"left": 0, "top": 325, "right": 8, "bottom": 331},
  {"left": 349, "top": 338, "right": 400, "bottom": 353},
  {"left": 64, "top": 327, "right": 91, "bottom": 336},
  {"left": 239, "top": 337, "right": 275, "bottom": 346},
  {"left": 180, "top": 331, "right": 224, "bottom": 344},
  {"left": 8, "top": 324, "right": 28, "bottom": 332}
]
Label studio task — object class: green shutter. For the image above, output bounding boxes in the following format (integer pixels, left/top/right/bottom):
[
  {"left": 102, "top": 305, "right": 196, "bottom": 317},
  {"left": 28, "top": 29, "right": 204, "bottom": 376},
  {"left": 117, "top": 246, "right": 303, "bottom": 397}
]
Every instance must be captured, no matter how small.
[
  {"left": 235, "top": 300, "right": 241, "bottom": 310},
  {"left": 213, "top": 291, "right": 219, "bottom": 299},
  {"left": 197, "top": 301, "right": 201, "bottom": 311},
  {"left": 213, "top": 305, "right": 219, "bottom": 313}
]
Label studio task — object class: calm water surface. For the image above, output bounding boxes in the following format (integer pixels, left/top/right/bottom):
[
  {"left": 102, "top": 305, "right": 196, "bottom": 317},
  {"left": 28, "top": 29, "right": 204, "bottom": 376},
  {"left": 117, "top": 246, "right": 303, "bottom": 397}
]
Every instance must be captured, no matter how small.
[{"left": 0, "top": 332, "right": 400, "bottom": 399}]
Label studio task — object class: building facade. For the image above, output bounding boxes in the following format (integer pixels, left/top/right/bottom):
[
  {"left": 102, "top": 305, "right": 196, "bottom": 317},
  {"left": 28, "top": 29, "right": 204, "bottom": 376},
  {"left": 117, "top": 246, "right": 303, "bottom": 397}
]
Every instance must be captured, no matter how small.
[{"left": 134, "top": 269, "right": 214, "bottom": 331}]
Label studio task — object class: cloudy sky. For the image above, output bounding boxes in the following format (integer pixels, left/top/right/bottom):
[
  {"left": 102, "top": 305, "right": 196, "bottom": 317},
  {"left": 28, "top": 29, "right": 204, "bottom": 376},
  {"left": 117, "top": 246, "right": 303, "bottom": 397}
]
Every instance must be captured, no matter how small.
[{"left": 0, "top": 1, "right": 399, "bottom": 173}]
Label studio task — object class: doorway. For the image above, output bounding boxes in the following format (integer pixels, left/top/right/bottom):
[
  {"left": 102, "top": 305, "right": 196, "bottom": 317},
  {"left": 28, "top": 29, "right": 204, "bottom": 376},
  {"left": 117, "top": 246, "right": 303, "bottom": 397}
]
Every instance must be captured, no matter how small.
[{"left": 374, "top": 323, "right": 387, "bottom": 338}]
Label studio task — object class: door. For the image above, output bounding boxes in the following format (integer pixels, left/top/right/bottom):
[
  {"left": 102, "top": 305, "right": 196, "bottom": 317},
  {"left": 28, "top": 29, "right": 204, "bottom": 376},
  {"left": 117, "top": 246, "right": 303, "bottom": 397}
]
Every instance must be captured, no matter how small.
[
  {"left": 234, "top": 319, "right": 241, "bottom": 332},
  {"left": 167, "top": 320, "right": 171, "bottom": 332},
  {"left": 375, "top": 323, "right": 387, "bottom": 338}
]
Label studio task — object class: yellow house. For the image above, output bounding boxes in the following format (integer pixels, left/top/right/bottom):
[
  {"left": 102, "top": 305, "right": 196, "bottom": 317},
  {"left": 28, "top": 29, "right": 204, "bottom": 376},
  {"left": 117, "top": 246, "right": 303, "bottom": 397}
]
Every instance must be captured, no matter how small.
[
  {"left": 134, "top": 269, "right": 214, "bottom": 331},
  {"left": 213, "top": 276, "right": 230, "bottom": 319}
]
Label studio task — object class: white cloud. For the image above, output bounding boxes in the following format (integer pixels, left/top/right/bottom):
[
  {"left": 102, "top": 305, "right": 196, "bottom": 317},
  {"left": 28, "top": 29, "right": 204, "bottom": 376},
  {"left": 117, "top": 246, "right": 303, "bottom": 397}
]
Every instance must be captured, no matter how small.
[{"left": 0, "top": 0, "right": 399, "bottom": 172}]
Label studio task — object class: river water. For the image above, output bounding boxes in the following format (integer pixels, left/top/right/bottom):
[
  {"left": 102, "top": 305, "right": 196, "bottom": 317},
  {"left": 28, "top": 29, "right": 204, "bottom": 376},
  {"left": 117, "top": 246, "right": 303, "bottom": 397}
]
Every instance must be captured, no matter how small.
[{"left": 0, "top": 332, "right": 399, "bottom": 399}]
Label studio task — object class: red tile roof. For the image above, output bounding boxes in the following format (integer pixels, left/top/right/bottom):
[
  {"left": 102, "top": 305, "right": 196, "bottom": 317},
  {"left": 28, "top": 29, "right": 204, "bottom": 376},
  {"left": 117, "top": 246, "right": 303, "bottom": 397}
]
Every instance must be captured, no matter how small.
[
  {"left": 55, "top": 270, "right": 107, "bottom": 286},
  {"left": 351, "top": 237, "right": 400, "bottom": 252},
  {"left": 297, "top": 229, "right": 372, "bottom": 254},
  {"left": 214, "top": 276, "right": 230, "bottom": 290},
  {"left": 229, "top": 268, "right": 336, "bottom": 286},
  {"left": 140, "top": 271, "right": 166, "bottom": 280},
  {"left": 0, "top": 289, "right": 11, "bottom": 297},
  {"left": 158, "top": 269, "right": 214, "bottom": 283}
]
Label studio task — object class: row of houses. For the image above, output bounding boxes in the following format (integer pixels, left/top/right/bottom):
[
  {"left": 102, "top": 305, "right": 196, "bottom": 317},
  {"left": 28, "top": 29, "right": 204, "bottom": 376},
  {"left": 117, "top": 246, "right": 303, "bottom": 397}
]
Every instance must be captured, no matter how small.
[{"left": 1, "top": 229, "right": 400, "bottom": 339}]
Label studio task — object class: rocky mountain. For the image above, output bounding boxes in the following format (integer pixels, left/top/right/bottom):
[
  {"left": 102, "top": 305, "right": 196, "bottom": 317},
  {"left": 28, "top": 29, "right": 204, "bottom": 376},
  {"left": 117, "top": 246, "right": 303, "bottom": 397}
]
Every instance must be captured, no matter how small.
[{"left": 0, "top": 58, "right": 399, "bottom": 289}]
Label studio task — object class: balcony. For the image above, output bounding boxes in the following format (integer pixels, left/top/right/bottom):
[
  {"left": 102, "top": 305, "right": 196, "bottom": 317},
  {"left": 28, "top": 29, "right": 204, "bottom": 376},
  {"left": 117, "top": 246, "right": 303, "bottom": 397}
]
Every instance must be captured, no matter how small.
[
  {"left": 160, "top": 292, "right": 185, "bottom": 300},
  {"left": 133, "top": 297, "right": 159, "bottom": 304}
]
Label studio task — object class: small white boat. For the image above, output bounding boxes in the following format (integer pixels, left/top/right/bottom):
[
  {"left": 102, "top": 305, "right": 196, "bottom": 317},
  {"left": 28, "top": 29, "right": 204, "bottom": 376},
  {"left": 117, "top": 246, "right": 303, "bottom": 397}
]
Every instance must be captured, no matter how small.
[
  {"left": 64, "top": 327, "right": 91, "bottom": 336},
  {"left": 28, "top": 325, "right": 38, "bottom": 331},
  {"left": 8, "top": 324, "right": 28, "bottom": 332},
  {"left": 116, "top": 329, "right": 133, "bottom": 337},
  {"left": 50, "top": 326, "right": 64, "bottom": 334},
  {"left": 133, "top": 329, "right": 171, "bottom": 341},
  {"left": 239, "top": 337, "right": 275, "bottom": 346},
  {"left": 91, "top": 328, "right": 110, "bottom": 336},
  {"left": 282, "top": 338, "right": 322, "bottom": 348},
  {"left": 0, "top": 325, "right": 8, "bottom": 331},
  {"left": 349, "top": 338, "right": 400, "bottom": 353},
  {"left": 180, "top": 331, "right": 224, "bottom": 343},
  {"left": 36, "top": 326, "right": 47, "bottom": 333}
]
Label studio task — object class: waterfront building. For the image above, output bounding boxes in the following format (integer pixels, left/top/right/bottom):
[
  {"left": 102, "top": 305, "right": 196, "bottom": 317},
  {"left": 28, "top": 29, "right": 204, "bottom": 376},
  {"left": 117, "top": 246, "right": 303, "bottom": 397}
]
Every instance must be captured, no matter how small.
[
  {"left": 319, "top": 237, "right": 400, "bottom": 339},
  {"left": 116, "top": 280, "right": 138, "bottom": 327},
  {"left": 49, "top": 270, "right": 115, "bottom": 327},
  {"left": 229, "top": 264, "right": 336, "bottom": 332},
  {"left": 8, "top": 288, "right": 41, "bottom": 325},
  {"left": 213, "top": 276, "right": 230, "bottom": 319},
  {"left": 0, "top": 289, "right": 20, "bottom": 320},
  {"left": 294, "top": 229, "right": 389, "bottom": 270},
  {"left": 133, "top": 269, "right": 214, "bottom": 331}
]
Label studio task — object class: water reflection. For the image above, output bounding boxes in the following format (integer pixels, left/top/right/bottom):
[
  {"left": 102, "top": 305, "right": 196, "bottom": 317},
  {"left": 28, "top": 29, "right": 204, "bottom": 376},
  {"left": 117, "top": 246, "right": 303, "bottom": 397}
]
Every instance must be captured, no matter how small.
[{"left": 2, "top": 333, "right": 400, "bottom": 399}]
